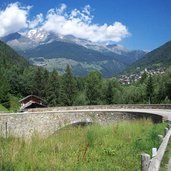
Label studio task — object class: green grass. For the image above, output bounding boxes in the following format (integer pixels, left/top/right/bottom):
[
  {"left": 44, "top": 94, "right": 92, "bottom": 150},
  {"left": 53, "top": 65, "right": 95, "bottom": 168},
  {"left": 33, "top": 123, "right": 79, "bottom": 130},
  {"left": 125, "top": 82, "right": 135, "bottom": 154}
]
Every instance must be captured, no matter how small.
[
  {"left": 0, "top": 96, "right": 20, "bottom": 113},
  {"left": 0, "top": 120, "right": 166, "bottom": 171},
  {"left": 0, "top": 104, "right": 8, "bottom": 112},
  {"left": 160, "top": 138, "right": 171, "bottom": 171},
  {"left": 9, "top": 96, "right": 20, "bottom": 112}
]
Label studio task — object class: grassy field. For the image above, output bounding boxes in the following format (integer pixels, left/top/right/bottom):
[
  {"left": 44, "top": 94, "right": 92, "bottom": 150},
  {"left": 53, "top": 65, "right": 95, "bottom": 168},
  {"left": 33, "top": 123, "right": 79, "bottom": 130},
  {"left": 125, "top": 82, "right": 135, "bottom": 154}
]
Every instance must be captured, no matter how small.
[
  {"left": 0, "top": 104, "right": 8, "bottom": 112},
  {"left": 0, "top": 120, "right": 166, "bottom": 171},
  {"left": 0, "top": 96, "right": 20, "bottom": 113}
]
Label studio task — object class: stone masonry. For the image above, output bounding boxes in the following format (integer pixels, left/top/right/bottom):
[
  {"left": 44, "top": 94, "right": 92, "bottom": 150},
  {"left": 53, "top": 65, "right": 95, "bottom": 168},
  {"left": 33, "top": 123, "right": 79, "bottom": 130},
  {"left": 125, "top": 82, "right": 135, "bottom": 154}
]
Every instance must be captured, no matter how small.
[{"left": 0, "top": 109, "right": 163, "bottom": 139}]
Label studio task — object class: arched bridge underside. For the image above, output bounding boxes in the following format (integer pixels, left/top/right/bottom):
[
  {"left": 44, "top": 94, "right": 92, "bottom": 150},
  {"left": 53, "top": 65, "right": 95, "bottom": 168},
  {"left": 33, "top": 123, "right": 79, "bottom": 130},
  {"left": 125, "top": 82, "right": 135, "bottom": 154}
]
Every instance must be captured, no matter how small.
[{"left": 0, "top": 107, "right": 171, "bottom": 138}]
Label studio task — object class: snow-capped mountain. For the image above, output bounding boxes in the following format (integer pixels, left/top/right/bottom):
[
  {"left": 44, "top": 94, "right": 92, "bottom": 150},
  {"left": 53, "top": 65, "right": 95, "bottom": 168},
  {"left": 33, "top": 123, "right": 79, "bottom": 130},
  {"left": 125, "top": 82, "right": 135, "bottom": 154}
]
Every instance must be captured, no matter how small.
[
  {"left": 0, "top": 29, "right": 146, "bottom": 77},
  {"left": 24, "top": 28, "right": 49, "bottom": 43},
  {"left": 1, "top": 28, "right": 145, "bottom": 57},
  {"left": 106, "top": 44, "right": 129, "bottom": 55},
  {"left": 22, "top": 28, "right": 136, "bottom": 55}
]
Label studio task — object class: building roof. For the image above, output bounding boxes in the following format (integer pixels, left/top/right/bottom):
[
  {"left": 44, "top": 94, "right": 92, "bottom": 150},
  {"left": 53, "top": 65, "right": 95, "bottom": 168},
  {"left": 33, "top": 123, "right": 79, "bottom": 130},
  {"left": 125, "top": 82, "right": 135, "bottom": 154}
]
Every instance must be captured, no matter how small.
[
  {"left": 20, "top": 101, "right": 47, "bottom": 110},
  {"left": 19, "top": 95, "right": 43, "bottom": 102}
]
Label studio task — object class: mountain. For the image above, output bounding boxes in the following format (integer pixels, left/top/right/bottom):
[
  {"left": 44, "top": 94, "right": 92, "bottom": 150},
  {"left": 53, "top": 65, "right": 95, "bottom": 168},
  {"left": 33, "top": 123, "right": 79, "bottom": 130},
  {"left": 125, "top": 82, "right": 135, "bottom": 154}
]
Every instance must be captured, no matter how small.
[
  {"left": 21, "top": 40, "right": 127, "bottom": 77},
  {"left": 22, "top": 40, "right": 122, "bottom": 62},
  {"left": 1, "top": 32, "right": 38, "bottom": 51},
  {"left": 0, "top": 40, "right": 29, "bottom": 68},
  {"left": 0, "top": 29, "right": 146, "bottom": 77},
  {"left": 127, "top": 41, "right": 171, "bottom": 73},
  {"left": 1, "top": 32, "right": 22, "bottom": 42}
]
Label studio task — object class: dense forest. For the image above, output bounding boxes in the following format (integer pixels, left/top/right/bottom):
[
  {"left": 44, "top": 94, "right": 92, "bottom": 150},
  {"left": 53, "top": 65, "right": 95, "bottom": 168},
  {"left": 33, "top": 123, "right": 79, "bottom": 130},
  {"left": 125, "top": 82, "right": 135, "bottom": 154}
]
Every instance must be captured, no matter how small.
[
  {"left": 0, "top": 64, "right": 171, "bottom": 111},
  {"left": 0, "top": 40, "right": 171, "bottom": 111}
]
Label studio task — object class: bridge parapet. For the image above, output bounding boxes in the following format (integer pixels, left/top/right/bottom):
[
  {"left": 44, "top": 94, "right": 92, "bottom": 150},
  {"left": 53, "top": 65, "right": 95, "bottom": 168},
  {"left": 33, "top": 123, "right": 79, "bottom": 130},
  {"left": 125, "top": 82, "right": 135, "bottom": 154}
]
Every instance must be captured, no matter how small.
[
  {"left": 0, "top": 110, "right": 163, "bottom": 139},
  {"left": 27, "top": 104, "right": 171, "bottom": 113}
]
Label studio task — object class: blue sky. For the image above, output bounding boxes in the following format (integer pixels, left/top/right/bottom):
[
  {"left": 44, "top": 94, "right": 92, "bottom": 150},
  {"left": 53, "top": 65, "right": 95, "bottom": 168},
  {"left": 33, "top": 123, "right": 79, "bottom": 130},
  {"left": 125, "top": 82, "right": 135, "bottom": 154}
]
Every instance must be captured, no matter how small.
[{"left": 0, "top": 0, "right": 171, "bottom": 50}]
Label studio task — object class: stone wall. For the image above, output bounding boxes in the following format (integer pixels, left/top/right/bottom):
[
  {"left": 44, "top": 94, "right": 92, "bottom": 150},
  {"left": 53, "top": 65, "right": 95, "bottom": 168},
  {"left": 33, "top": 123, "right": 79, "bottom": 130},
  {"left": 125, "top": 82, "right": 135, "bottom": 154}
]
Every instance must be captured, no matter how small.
[
  {"left": 27, "top": 104, "right": 171, "bottom": 112},
  {"left": 0, "top": 110, "right": 163, "bottom": 139}
]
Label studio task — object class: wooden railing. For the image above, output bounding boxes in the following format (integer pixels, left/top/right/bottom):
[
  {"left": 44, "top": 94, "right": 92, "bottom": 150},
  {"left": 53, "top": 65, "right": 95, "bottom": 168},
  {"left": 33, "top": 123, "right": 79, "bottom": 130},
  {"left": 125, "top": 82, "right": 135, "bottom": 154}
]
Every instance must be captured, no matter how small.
[{"left": 141, "top": 123, "right": 171, "bottom": 171}]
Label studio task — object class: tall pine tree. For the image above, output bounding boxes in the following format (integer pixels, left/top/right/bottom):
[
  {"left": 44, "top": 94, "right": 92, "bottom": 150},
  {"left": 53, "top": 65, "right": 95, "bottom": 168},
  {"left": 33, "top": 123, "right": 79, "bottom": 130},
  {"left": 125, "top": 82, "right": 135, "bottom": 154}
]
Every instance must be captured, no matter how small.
[
  {"left": 0, "top": 69, "right": 10, "bottom": 108},
  {"left": 61, "top": 65, "right": 77, "bottom": 106},
  {"left": 146, "top": 74, "right": 154, "bottom": 104},
  {"left": 86, "top": 71, "right": 102, "bottom": 105},
  {"left": 46, "top": 70, "right": 60, "bottom": 106},
  {"left": 105, "top": 80, "right": 113, "bottom": 104}
]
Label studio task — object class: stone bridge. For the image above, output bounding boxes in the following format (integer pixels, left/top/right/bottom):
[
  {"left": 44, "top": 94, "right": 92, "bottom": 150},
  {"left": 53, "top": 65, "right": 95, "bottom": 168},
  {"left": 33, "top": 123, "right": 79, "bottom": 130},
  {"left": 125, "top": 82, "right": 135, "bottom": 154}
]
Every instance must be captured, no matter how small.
[{"left": 0, "top": 104, "right": 171, "bottom": 138}]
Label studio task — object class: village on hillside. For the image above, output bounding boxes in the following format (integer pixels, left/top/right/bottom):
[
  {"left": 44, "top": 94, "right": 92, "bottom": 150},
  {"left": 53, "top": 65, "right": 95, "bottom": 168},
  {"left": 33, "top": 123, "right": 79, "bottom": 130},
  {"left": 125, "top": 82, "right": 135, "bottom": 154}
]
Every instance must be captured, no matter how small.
[{"left": 119, "top": 67, "right": 165, "bottom": 85}]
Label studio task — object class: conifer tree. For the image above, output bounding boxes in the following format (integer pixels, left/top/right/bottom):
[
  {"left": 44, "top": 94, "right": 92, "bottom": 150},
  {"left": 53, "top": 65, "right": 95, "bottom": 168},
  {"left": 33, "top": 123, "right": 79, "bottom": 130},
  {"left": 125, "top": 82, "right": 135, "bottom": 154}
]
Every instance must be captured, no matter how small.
[
  {"left": 32, "top": 67, "right": 44, "bottom": 97},
  {"left": 62, "top": 65, "right": 77, "bottom": 106},
  {"left": 46, "top": 70, "right": 60, "bottom": 106},
  {"left": 86, "top": 71, "right": 102, "bottom": 105},
  {"left": 146, "top": 74, "right": 154, "bottom": 104},
  {"left": 105, "top": 81, "right": 113, "bottom": 104},
  {"left": 0, "top": 69, "right": 10, "bottom": 108}
]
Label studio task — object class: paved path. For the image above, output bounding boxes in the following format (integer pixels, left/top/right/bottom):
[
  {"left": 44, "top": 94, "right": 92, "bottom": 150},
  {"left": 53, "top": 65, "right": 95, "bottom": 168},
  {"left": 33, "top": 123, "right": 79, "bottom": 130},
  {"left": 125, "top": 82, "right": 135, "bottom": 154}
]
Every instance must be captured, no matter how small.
[
  {"left": 1, "top": 108, "right": 171, "bottom": 124},
  {"left": 2, "top": 108, "right": 170, "bottom": 120},
  {"left": 26, "top": 108, "right": 171, "bottom": 121}
]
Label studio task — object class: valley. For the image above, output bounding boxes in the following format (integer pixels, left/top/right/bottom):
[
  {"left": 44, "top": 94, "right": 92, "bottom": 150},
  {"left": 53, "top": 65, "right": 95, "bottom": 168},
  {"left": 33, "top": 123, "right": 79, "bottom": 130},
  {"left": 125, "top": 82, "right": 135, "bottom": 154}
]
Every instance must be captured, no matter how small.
[
  {"left": 30, "top": 57, "right": 126, "bottom": 77},
  {"left": 0, "top": 1, "right": 171, "bottom": 171},
  {"left": 0, "top": 30, "right": 145, "bottom": 77}
]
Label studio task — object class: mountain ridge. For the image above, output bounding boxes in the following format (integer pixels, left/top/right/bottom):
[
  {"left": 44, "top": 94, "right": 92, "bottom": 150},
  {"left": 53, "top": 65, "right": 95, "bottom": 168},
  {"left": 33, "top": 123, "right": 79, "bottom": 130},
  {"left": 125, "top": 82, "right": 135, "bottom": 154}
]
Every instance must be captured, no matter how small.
[
  {"left": 0, "top": 40, "right": 29, "bottom": 68},
  {"left": 0, "top": 29, "right": 146, "bottom": 77},
  {"left": 128, "top": 41, "right": 171, "bottom": 71}
]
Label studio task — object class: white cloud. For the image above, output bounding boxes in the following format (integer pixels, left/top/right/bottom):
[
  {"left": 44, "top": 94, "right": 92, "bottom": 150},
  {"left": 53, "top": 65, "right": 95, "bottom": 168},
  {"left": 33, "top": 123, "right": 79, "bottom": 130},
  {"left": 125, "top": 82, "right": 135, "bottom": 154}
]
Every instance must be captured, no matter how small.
[
  {"left": 56, "top": 3, "right": 67, "bottom": 15},
  {"left": 0, "top": 2, "right": 130, "bottom": 43},
  {"left": 42, "top": 4, "right": 130, "bottom": 42},
  {"left": 83, "top": 5, "right": 91, "bottom": 16},
  {"left": 0, "top": 2, "right": 30, "bottom": 37},
  {"left": 28, "top": 13, "right": 44, "bottom": 29}
]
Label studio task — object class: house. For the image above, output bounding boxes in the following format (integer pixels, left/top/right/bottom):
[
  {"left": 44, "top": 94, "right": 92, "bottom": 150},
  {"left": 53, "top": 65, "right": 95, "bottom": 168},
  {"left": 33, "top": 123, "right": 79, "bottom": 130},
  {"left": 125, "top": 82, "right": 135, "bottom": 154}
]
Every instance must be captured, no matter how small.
[{"left": 19, "top": 95, "right": 47, "bottom": 110}]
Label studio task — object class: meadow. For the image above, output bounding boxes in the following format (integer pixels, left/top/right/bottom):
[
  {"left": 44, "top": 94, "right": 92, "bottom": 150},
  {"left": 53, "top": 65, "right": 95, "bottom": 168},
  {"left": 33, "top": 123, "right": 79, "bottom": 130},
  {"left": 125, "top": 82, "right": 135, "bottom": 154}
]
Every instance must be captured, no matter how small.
[{"left": 0, "top": 120, "right": 166, "bottom": 171}]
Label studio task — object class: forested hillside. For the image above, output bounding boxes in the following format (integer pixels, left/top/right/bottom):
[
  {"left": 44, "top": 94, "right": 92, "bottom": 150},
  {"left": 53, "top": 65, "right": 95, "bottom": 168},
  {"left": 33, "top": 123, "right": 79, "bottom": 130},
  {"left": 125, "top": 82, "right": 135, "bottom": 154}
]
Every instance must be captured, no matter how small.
[
  {"left": 0, "top": 40, "right": 29, "bottom": 67},
  {"left": 0, "top": 41, "right": 171, "bottom": 112},
  {"left": 127, "top": 41, "right": 171, "bottom": 73}
]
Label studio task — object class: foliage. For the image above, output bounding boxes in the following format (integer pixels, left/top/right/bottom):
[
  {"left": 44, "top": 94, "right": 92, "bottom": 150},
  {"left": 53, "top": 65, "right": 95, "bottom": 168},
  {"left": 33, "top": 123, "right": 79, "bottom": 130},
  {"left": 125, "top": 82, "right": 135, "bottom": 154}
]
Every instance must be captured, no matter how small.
[
  {"left": 9, "top": 96, "right": 20, "bottom": 112},
  {"left": 46, "top": 70, "right": 60, "bottom": 106},
  {"left": 146, "top": 75, "right": 154, "bottom": 104},
  {"left": 105, "top": 80, "right": 113, "bottom": 104},
  {"left": 0, "top": 104, "right": 8, "bottom": 112},
  {"left": 0, "top": 40, "right": 29, "bottom": 68},
  {"left": 0, "top": 69, "right": 10, "bottom": 109},
  {"left": 86, "top": 71, "right": 102, "bottom": 105},
  {"left": 0, "top": 40, "right": 171, "bottom": 111},
  {"left": 61, "top": 65, "right": 77, "bottom": 106}
]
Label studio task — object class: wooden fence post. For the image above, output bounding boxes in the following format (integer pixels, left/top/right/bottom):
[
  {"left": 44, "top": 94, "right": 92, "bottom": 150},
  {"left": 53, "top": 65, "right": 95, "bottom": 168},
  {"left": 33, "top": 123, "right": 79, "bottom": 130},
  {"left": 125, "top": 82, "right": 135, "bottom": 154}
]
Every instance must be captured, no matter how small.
[
  {"left": 164, "top": 127, "right": 169, "bottom": 136},
  {"left": 152, "top": 148, "right": 157, "bottom": 157},
  {"left": 5, "top": 122, "right": 8, "bottom": 138},
  {"left": 141, "top": 153, "right": 150, "bottom": 171},
  {"left": 158, "top": 135, "right": 163, "bottom": 143}
]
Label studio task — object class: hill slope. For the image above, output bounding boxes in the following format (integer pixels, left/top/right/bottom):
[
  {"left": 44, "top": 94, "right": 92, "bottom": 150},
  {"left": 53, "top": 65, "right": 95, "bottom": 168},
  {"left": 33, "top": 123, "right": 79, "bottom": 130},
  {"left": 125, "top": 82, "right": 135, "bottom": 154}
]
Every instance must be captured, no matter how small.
[
  {"left": 0, "top": 40, "right": 29, "bottom": 68},
  {"left": 21, "top": 41, "right": 123, "bottom": 62},
  {"left": 129, "top": 41, "right": 171, "bottom": 71},
  {"left": 20, "top": 41, "right": 130, "bottom": 77},
  {"left": 1, "top": 31, "right": 146, "bottom": 77}
]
